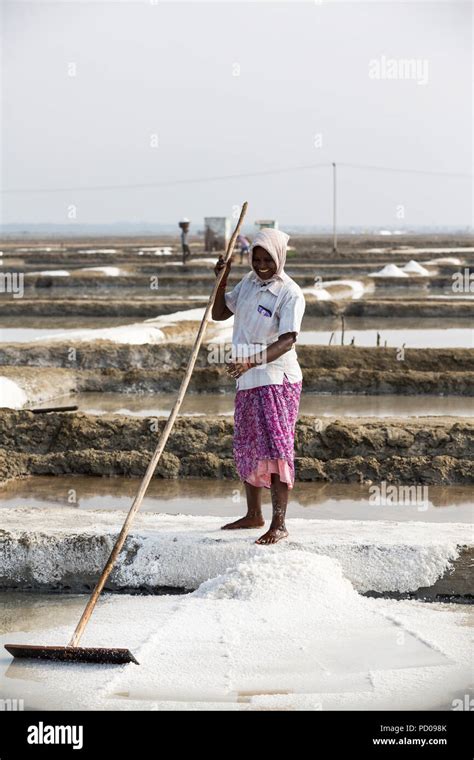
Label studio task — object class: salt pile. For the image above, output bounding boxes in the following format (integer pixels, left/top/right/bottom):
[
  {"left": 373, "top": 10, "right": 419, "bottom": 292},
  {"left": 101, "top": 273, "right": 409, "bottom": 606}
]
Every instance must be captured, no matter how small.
[
  {"left": 303, "top": 279, "right": 368, "bottom": 301},
  {"left": 162, "top": 258, "right": 217, "bottom": 266},
  {"left": 1, "top": 541, "right": 467, "bottom": 710},
  {"left": 103, "top": 551, "right": 449, "bottom": 707},
  {"left": 401, "top": 260, "right": 431, "bottom": 276},
  {"left": 31, "top": 270, "right": 70, "bottom": 277},
  {"left": 77, "top": 249, "right": 118, "bottom": 254},
  {"left": 426, "top": 257, "right": 462, "bottom": 266},
  {"left": 304, "top": 286, "right": 331, "bottom": 300},
  {"left": 33, "top": 322, "right": 167, "bottom": 345},
  {"left": 31, "top": 308, "right": 232, "bottom": 345},
  {"left": 325, "top": 279, "right": 366, "bottom": 299},
  {"left": 79, "top": 266, "right": 124, "bottom": 277},
  {"left": 368, "top": 264, "right": 408, "bottom": 278},
  {"left": 195, "top": 552, "right": 359, "bottom": 612},
  {"left": 137, "top": 248, "right": 173, "bottom": 256},
  {"left": 0, "top": 377, "right": 27, "bottom": 409}
]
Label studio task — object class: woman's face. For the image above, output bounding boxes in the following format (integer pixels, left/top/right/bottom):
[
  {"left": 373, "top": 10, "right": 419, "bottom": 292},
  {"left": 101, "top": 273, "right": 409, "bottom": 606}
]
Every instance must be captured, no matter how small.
[{"left": 252, "top": 246, "right": 277, "bottom": 280}]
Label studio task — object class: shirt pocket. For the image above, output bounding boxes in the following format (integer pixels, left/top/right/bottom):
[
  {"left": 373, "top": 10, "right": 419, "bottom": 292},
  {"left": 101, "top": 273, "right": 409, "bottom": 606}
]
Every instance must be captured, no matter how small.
[{"left": 250, "top": 293, "right": 279, "bottom": 344}]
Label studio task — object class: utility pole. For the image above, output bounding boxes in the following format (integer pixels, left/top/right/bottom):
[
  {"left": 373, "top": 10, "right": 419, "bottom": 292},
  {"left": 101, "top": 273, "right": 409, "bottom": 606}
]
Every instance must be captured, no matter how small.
[{"left": 332, "top": 162, "right": 338, "bottom": 253}]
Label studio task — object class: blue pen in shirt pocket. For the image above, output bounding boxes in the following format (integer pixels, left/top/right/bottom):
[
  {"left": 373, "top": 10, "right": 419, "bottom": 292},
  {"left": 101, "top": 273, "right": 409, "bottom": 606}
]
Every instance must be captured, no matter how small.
[{"left": 257, "top": 304, "right": 273, "bottom": 318}]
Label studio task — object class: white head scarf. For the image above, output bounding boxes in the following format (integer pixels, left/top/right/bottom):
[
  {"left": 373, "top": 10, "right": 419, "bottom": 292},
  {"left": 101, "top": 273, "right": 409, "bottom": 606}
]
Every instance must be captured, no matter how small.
[{"left": 249, "top": 228, "right": 290, "bottom": 278}]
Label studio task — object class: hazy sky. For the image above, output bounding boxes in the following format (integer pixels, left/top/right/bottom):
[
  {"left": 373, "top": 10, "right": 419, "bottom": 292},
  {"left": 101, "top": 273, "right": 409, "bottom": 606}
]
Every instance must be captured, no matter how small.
[{"left": 1, "top": 0, "right": 472, "bottom": 229}]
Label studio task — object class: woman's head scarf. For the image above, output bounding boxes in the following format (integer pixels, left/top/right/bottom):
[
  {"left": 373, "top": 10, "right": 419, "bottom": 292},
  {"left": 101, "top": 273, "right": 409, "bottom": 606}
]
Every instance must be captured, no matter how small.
[{"left": 249, "top": 228, "right": 290, "bottom": 278}]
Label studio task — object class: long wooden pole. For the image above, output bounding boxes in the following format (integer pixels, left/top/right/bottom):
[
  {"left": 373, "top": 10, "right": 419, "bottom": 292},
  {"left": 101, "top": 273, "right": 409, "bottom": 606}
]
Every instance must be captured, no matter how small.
[
  {"left": 332, "top": 161, "right": 337, "bottom": 253},
  {"left": 68, "top": 201, "right": 248, "bottom": 647}
]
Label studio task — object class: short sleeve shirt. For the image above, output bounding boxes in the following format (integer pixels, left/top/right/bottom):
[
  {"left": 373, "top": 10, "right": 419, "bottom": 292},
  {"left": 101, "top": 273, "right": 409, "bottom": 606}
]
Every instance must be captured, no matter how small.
[{"left": 224, "top": 271, "right": 306, "bottom": 390}]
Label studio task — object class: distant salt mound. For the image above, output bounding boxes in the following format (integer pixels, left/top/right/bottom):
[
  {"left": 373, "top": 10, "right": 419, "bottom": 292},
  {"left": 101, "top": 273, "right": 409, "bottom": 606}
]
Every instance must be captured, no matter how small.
[
  {"left": 369, "top": 264, "right": 408, "bottom": 278},
  {"left": 324, "top": 279, "right": 367, "bottom": 299},
  {"left": 31, "top": 270, "right": 70, "bottom": 277},
  {"left": 137, "top": 248, "right": 173, "bottom": 256},
  {"left": 426, "top": 257, "right": 462, "bottom": 266},
  {"left": 0, "top": 377, "right": 27, "bottom": 409},
  {"left": 402, "top": 260, "right": 431, "bottom": 276},
  {"left": 195, "top": 551, "right": 360, "bottom": 615},
  {"left": 34, "top": 308, "right": 231, "bottom": 345},
  {"left": 79, "top": 266, "right": 124, "bottom": 276},
  {"left": 144, "top": 308, "right": 208, "bottom": 325},
  {"left": 78, "top": 249, "right": 117, "bottom": 254},
  {"left": 303, "top": 286, "right": 331, "bottom": 301},
  {"left": 162, "top": 258, "right": 217, "bottom": 267},
  {"left": 34, "top": 323, "right": 167, "bottom": 345},
  {"left": 303, "top": 279, "right": 369, "bottom": 301}
]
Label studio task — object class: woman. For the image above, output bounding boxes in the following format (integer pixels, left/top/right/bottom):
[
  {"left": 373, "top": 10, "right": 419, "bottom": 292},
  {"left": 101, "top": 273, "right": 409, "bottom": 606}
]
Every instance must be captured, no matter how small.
[{"left": 212, "top": 228, "right": 305, "bottom": 545}]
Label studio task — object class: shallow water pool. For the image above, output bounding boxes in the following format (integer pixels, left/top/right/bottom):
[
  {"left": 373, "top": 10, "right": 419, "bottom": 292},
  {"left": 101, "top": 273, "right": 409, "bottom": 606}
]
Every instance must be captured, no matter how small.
[
  {"left": 0, "top": 476, "right": 472, "bottom": 523},
  {"left": 29, "top": 391, "right": 474, "bottom": 418}
]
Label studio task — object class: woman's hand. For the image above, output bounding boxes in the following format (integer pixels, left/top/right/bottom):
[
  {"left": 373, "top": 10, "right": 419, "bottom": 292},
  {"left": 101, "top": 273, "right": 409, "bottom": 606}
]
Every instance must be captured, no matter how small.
[
  {"left": 214, "top": 255, "right": 232, "bottom": 279},
  {"left": 226, "top": 360, "right": 253, "bottom": 379},
  {"left": 212, "top": 255, "right": 233, "bottom": 321}
]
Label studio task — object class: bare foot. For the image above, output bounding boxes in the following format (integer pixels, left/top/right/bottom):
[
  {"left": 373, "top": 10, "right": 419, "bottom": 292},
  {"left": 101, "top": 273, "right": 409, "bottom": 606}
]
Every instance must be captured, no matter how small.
[
  {"left": 221, "top": 516, "right": 265, "bottom": 530},
  {"left": 255, "top": 526, "right": 289, "bottom": 545}
]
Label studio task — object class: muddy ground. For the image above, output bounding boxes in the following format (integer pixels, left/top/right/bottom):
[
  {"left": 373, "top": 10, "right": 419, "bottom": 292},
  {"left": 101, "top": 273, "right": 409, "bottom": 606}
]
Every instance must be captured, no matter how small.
[
  {"left": 0, "top": 410, "right": 471, "bottom": 485},
  {"left": 1, "top": 235, "right": 472, "bottom": 487},
  {"left": 1, "top": 297, "right": 473, "bottom": 319},
  {"left": 2, "top": 363, "right": 472, "bottom": 397},
  {"left": 2, "top": 343, "right": 473, "bottom": 371},
  {"left": 2, "top": 345, "right": 473, "bottom": 397},
  {"left": 1, "top": 259, "right": 470, "bottom": 278},
  {"left": 11, "top": 272, "right": 462, "bottom": 292},
  {"left": 2, "top": 232, "right": 472, "bottom": 255}
]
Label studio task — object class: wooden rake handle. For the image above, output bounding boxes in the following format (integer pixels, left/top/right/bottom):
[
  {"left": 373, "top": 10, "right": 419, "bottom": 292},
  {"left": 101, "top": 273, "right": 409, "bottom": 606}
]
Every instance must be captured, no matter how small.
[{"left": 68, "top": 202, "right": 248, "bottom": 648}]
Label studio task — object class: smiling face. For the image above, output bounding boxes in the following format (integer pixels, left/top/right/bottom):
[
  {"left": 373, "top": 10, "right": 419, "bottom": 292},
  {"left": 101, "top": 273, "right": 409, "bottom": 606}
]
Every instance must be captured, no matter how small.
[{"left": 252, "top": 246, "right": 277, "bottom": 280}]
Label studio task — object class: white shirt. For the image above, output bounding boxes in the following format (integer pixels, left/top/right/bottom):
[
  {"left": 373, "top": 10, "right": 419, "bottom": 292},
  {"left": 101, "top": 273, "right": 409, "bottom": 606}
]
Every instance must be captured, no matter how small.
[{"left": 224, "top": 270, "right": 306, "bottom": 390}]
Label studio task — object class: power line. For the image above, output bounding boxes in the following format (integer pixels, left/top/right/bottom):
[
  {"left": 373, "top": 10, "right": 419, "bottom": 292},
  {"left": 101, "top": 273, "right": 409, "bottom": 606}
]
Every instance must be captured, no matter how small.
[
  {"left": 1, "top": 161, "right": 471, "bottom": 195},
  {"left": 340, "top": 162, "right": 472, "bottom": 178},
  {"left": 0, "top": 163, "right": 332, "bottom": 194}
]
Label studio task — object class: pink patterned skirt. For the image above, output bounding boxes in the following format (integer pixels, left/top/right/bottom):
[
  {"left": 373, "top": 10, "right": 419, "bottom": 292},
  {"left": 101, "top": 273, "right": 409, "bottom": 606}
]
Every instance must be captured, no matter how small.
[{"left": 233, "top": 376, "right": 302, "bottom": 489}]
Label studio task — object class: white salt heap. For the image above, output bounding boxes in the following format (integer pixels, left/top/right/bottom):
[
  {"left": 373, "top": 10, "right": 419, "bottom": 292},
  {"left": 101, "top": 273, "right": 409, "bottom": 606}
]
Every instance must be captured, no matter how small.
[
  {"left": 137, "top": 247, "right": 173, "bottom": 255},
  {"left": 31, "top": 308, "right": 232, "bottom": 345},
  {"left": 0, "top": 536, "right": 469, "bottom": 710},
  {"left": 77, "top": 249, "right": 118, "bottom": 254},
  {"left": 162, "top": 258, "right": 217, "bottom": 266},
  {"left": 79, "top": 266, "right": 124, "bottom": 276},
  {"left": 303, "top": 279, "right": 368, "bottom": 301},
  {"left": 0, "top": 546, "right": 469, "bottom": 711},
  {"left": 426, "top": 256, "right": 463, "bottom": 265},
  {"left": 0, "top": 377, "right": 28, "bottom": 409},
  {"left": 368, "top": 264, "right": 408, "bottom": 278},
  {"left": 401, "top": 260, "right": 431, "bottom": 276},
  {"left": 31, "top": 270, "right": 70, "bottom": 277},
  {"left": 196, "top": 551, "right": 358, "bottom": 608}
]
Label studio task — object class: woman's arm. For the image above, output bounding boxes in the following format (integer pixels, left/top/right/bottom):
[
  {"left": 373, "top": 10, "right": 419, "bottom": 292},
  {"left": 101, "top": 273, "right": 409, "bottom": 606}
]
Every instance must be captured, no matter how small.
[
  {"left": 227, "top": 332, "right": 296, "bottom": 379},
  {"left": 212, "top": 256, "right": 233, "bottom": 321},
  {"left": 261, "top": 332, "right": 296, "bottom": 364}
]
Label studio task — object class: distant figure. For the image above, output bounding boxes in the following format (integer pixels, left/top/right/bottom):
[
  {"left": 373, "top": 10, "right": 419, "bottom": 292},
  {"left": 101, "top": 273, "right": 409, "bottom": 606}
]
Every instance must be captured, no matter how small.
[
  {"left": 178, "top": 218, "right": 191, "bottom": 264},
  {"left": 237, "top": 234, "right": 250, "bottom": 264}
]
